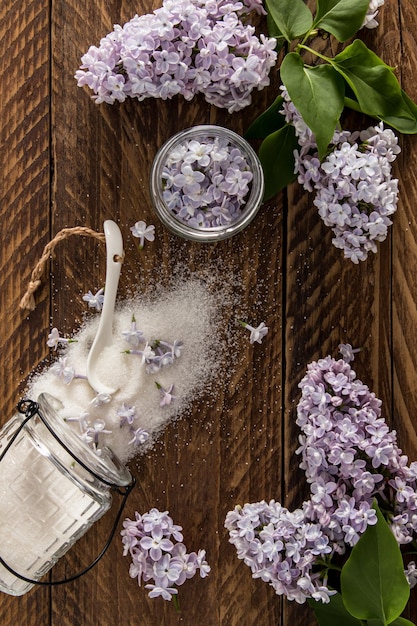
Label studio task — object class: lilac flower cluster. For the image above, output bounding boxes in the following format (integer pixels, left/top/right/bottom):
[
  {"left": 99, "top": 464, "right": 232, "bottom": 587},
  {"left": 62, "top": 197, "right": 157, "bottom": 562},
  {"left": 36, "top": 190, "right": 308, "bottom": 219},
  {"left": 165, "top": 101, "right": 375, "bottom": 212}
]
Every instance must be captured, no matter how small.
[
  {"left": 280, "top": 87, "right": 400, "bottom": 263},
  {"left": 226, "top": 356, "right": 417, "bottom": 604},
  {"left": 225, "top": 500, "right": 335, "bottom": 604},
  {"left": 121, "top": 508, "right": 210, "bottom": 601},
  {"left": 297, "top": 356, "right": 417, "bottom": 547},
  {"left": 74, "top": 0, "right": 277, "bottom": 113},
  {"left": 161, "top": 136, "right": 254, "bottom": 228},
  {"left": 123, "top": 315, "right": 183, "bottom": 375}
]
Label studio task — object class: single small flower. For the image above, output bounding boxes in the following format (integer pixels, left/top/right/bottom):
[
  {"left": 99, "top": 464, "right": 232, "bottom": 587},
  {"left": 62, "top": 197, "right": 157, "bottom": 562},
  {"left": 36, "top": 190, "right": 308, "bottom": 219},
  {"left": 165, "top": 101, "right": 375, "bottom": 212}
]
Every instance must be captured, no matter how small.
[
  {"left": 240, "top": 320, "right": 269, "bottom": 344},
  {"left": 130, "top": 221, "right": 155, "bottom": 249},
  {"left": 83, "top": 288, "right": 105, "bottom": 311},
  {"left": 117, "top": 403, "right": 137, "bottom": 427},
  {"left": 47, "top": 328, "right": 77, "bottom": 350},
  {"left": 155, "top": 382, "right": 176, "bottom": 407},
  {"left": 50, "top": 357, "right": 86, "bottom": 385},
  {"left": 90, "top": 392, "right": 112, "bottom": 407},
  {"left": 338, "top": 343, "right": 362, "bottom": 363},
  {"left": 129, "top": 426, "right": 150, "bottom": 446},
  {"left": 122, "top": 315, "right": 144, "bottom": 348},
  {"left": 84, "top": 419, "right": 112, "bottom": 446}
]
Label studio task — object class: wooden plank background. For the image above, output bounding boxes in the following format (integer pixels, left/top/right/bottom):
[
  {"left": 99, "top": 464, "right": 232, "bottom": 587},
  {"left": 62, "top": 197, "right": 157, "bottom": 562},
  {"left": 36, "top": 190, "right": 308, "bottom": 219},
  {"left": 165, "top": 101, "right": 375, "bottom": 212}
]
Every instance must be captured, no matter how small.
[{"left": 0, "top": 0, "right": 416, "bottom": 624}]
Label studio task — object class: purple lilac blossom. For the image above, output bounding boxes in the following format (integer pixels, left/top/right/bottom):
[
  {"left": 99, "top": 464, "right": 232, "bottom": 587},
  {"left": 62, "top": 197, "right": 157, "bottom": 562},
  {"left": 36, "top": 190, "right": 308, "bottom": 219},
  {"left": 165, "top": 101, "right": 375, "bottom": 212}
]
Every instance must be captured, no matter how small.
[
  {"left": 75, "top": 0, "right": 277, "bottom": 113},
  {"left": 161, "top": 135, "right": 254, "bottom": 228},
  {"left": 280, "top": 86, "right": 400, "bottom": 263},
  {"left": 226, "top": 355, "right": 417, "bottom": 604},
  {"left": 121, "top": 508, "right": 210, "bottom": 601}
]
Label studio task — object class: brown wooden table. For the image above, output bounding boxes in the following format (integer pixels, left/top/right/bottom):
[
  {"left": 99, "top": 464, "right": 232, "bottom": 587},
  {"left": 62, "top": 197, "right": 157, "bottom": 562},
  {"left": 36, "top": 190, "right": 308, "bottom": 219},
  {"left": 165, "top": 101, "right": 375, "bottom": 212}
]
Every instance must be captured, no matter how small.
[{"left": 1, "top": 1, "right": 417, "bottom": 624}]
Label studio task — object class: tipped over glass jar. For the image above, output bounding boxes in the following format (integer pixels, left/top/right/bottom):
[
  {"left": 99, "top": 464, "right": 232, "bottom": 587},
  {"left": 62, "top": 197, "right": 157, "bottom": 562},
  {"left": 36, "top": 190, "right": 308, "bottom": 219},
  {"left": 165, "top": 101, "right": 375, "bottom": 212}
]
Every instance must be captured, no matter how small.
[{"left": 150, "top": 125, "right": 264, "bottom": 242}]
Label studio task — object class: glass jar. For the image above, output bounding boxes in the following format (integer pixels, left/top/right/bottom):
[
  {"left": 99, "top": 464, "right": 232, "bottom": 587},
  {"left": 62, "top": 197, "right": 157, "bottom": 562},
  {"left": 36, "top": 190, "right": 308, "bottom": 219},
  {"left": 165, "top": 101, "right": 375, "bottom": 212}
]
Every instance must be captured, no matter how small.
[
  {"left": 0, "top": 393, "right": 132, "bottom": 596},
  {"left": 150, "top": 125, "right": 264, "bottom": 242}
]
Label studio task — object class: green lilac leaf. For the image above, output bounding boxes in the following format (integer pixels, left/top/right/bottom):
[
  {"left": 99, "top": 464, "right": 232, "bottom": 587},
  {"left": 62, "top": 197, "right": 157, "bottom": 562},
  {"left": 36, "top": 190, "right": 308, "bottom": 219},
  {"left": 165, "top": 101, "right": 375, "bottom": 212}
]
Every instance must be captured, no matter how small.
[
  {"left": 340, "top": 502, "right": 410, "bottom": 624},
  {"left": 308, "top": 593, "right": 362, "bottom": 626},
  {"left": 280, "top": 53, "right": 345, "bottom": 158},
  {"left": 382, "top": 90, "right": 417, "bottom": 134},
  {"left": 387, "top": 618, "right": 416, "bottom": 625},
  {"left": 258, "top": 124, "right": 298, "bottom": 200},
  {"left": 332, "top": 40, "right": 414, "bottom": 121},
  {"left": 265, "top": 0, "right": 313, "bottom": 42},
  {"left": 313, "top": 0, "right": 370, "bottom": 42},
  {"left": 245, "top": 95, "right": 285, "bottom": 139}
]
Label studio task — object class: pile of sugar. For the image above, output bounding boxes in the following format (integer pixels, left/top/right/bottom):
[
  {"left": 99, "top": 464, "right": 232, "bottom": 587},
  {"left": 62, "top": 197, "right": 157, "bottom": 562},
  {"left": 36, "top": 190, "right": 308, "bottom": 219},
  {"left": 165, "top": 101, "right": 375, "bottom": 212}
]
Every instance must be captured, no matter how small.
[{"left": 28, "top": 272, "right": 242, "bottom": 465}]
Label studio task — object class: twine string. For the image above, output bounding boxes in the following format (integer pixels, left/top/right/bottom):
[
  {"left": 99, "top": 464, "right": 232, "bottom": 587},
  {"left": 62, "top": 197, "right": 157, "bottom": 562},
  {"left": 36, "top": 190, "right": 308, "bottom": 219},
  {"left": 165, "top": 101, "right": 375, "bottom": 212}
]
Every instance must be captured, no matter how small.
[{"left": 20, "top": 226, "right": 111, "bottom": 311}]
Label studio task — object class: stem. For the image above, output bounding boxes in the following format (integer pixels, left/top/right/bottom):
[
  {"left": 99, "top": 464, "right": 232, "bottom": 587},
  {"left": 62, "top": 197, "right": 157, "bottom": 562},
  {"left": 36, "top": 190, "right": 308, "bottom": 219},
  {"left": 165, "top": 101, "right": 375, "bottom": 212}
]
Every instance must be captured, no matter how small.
[{"left": 297, "top": 43, "right": 332, "bottom": 63}]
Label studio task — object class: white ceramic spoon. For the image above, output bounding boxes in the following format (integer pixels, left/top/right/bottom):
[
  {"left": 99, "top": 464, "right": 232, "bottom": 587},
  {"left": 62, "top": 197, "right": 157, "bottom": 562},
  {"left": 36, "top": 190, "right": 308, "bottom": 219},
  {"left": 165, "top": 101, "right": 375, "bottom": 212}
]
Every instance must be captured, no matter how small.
[{"left": 86, "top": 220, "right": 124, "bottom": 395}]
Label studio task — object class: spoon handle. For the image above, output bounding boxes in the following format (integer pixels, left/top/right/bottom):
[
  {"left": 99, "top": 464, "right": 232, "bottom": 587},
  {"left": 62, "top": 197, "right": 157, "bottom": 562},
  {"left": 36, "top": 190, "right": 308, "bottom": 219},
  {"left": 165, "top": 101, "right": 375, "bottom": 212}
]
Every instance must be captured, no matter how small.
[{"left": 86, "top": 220, "right": 124, "bottom": 395}]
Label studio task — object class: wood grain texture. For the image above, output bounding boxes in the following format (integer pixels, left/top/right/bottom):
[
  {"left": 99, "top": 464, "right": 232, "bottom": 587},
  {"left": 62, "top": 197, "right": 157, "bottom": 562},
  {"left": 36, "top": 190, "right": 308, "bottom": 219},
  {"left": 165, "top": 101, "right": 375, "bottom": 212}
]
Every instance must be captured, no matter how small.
[{"left": 1, "top": 0, "right": 417, "bottom": 624}]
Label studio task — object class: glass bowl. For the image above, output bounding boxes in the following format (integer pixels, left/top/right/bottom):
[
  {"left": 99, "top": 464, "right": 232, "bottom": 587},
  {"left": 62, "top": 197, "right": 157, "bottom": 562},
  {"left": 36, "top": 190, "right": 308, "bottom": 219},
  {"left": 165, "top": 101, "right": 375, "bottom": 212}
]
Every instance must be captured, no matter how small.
[{"left": 150, "top": 125, "right": 264, "bottom": 242}]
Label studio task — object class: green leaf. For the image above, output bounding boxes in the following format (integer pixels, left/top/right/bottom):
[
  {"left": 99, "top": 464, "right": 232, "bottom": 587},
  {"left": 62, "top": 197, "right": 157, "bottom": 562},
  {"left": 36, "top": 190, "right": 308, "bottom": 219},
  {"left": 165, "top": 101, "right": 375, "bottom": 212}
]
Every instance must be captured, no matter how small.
[
  {"left": 280, "top": 53, "right": 345, "bottom": 158},
  {"left": 382, "top": 90, "right": 417, "bottom": 134},
  {"left": 258, "top": 124, "right": 298, "bottom": 200},
  {"left": 332, "top": 40, "right": 414, "bottom": 121},
  {"left": 308, "top": 593, "right": 362, "bottom": 626},
  {"left": 341, "top": 502, "right": 410, "bottom": 624},
  {"left": 265, "top": 0, "right": 313, "bottom": 42},
  {"left": 388, "top": 618, "right": 416, "bottom": 626},
  {"left": 313, "top": 0, "right": 370, "bottom": 42},
  {"left": 245, "top": 95, "right": 285, "bottom": 139}
]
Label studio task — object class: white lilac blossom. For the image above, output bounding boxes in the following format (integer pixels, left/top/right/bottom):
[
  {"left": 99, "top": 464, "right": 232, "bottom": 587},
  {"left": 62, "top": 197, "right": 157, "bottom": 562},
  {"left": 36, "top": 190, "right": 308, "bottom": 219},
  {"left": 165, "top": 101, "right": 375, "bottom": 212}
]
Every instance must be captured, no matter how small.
[
  {"left": 75, "top": 0, "right": 277, "bottom": 113},
  {"left": 362, "top": 0, "right": 385, "bottom": 29},
  {"left": 82, "top": 288, "right": 105, "bottom": 311},
  {"left": 161, "top": 136, "right": 254, "bottom": 228},
  {"left": 280, "top": 87, "right": 401, "bottom": 263},
  {"left": 121, "top": 508, "right": 210, "bottom": 602},
  {"left": 130, "top": 221, "right": 155, "bottom": 249},
  {"left": 240, "top": 320, "right": 268, "bottom": 344},
  {"left": 226, "top": 355, "right": 417, "bottom": 604}
]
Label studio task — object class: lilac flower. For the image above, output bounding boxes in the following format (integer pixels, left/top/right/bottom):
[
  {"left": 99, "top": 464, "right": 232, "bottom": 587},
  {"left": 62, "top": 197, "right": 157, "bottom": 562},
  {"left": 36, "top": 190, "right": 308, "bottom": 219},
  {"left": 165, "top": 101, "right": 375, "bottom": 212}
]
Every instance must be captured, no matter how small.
[
  {"left": 280, "top": 87, "right": 400, "bottom": 263},
  {"left": 121, "top": 508, "right": 210, "bottom": 602},
  {"left": 82, "top": 288, "right": 105, "bottom": 311},
  {"left": 240, "top": 320, "right": 269, "bottom": 344},
  {"left": 122, "top": 316, "right": 144, "bottom": 348},
  {"left": 83, "top": 419, "right": 112, "bottom": 447},
  {"left": 226, "top": 353, "right": 417, "bottom": 605},
  {"left": 129, "top": 426, "right": 150, "bottom": 446},
  {"left": 117, "top": 403, "right": 137, "bottom": 427},
  {"left": 75, "top": 0, "right": 277, "bottom": 113},
  {"left": 156, "top": 382, "right": 176, "bottom": 407},
  {"left": 161, "top": 134, "right": 254, "bottom": 228},
  {"left": 50, "top": 357, "right": 84, "bottom": 385},
  {"left": 145, "top": 584, "right": 178, "bottom": 601},
  {"left": 338, "top": 343, "right": 361, "bottom": 363},
  {"left": 90, "top": 392, "right": 112, "bottom": 407},
  {"left": 130, "top": 221, "right": 155, "bottom": 249},
  {"left": 47, "top": 328, "right": 77, "bottom": 350}
]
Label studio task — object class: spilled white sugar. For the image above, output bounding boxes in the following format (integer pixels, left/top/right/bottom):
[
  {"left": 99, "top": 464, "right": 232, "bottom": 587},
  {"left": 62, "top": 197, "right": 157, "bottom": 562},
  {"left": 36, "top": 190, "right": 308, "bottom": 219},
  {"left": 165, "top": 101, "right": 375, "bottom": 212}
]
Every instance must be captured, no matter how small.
[{"left": 28, "top": 270, "right": 243, "bottom": 465}]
